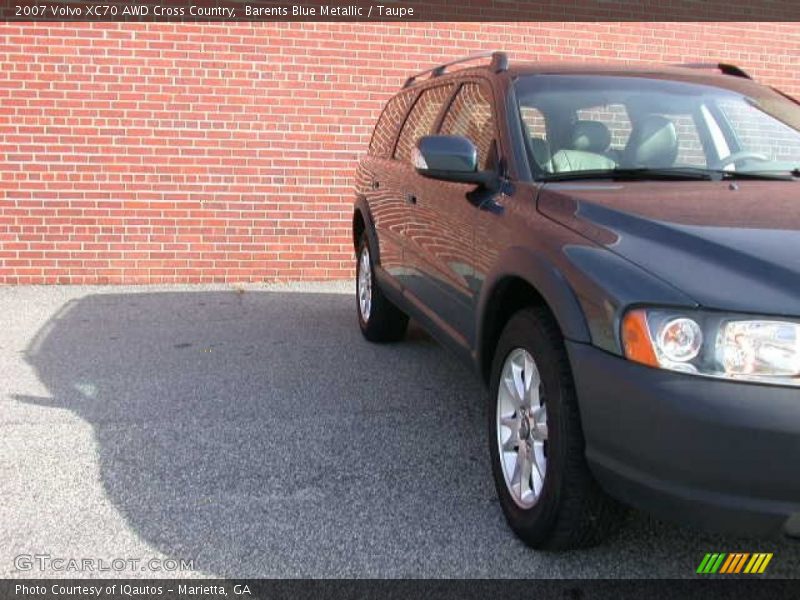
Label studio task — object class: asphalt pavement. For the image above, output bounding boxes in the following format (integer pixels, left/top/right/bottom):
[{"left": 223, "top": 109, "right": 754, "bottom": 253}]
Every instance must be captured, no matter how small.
[{"left": 1, "top": 282, "right": 798, "bottom": 578}]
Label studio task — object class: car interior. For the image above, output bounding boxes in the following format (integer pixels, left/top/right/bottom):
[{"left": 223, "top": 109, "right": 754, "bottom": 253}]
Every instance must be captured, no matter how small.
[
  {"left": 520, "top": 97, "right": 686, "bottom": 176},
  {"left": 517, "top": 81, "right": 800, "bottom": 178}
]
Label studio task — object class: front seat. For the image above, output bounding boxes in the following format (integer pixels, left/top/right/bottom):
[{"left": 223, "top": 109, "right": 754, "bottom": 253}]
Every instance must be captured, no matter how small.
[
  {"left": 519, "top": 117, "right": 554, "bottom": 173},
  {"left": 622, "top": 115, "right": 679, "bottom": 168},
  {"left": 530, "top": 137, "right": 553, "bottom": 173},
  {"left": 551, "top": 120, "right": 616, "bottom": 172}
]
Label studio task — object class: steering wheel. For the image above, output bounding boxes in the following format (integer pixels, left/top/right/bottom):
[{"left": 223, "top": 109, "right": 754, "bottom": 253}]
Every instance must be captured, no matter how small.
[{"left": 714, "top": 151, "right": 770, "bottom": 169}]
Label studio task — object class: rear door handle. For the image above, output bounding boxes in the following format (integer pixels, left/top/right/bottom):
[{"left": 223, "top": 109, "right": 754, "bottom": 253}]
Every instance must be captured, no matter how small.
[
  {"left": 405, "top": 193, "right": 417, "bottom": 205},
  {"left": 371, "top": 180, "right": 380, "bottom": 190}
]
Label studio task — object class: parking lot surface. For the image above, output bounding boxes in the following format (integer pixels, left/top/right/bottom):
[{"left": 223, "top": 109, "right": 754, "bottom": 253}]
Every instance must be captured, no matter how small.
[{"left": 1, "top": 283, "right": 798, "bottom": 578}]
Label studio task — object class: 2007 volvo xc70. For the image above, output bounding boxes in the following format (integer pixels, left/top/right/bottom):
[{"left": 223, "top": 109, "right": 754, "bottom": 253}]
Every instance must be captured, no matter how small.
[{"left": 351, "top": 52, "right": 800, "bottom": 549}]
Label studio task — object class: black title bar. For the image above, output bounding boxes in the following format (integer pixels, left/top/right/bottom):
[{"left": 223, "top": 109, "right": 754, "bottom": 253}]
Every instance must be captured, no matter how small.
[
  {"left": 3, "top": 579, "right": 800, "bottom": 600},
  {"left": 4, "top": 0, "right": 800, "bottom": 21}
]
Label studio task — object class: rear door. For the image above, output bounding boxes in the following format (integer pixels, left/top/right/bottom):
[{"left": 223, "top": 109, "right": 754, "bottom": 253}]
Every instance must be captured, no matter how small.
[
  {"left": 359, "top": 89, "right": 416, "bottom": 280},
  {"left": 403, "top": 80, "right": 500, "bottom": 348}
]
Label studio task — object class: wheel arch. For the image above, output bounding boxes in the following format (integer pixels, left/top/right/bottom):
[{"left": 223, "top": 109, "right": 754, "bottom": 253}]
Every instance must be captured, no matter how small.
[
  {"left": 352, "top": 210, "right": 365, "bottom": 251},
  {"left": 352, "top": 196, "right": 380, "bottom": 265},
  {"left": 476, "top": 248, "right": 591, "bottom": 384}
]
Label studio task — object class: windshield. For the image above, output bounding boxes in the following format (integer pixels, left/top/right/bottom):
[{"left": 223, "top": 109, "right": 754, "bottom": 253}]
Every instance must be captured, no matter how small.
[{"left": 515, "top": 74, "right": 800, "bottom": 179}]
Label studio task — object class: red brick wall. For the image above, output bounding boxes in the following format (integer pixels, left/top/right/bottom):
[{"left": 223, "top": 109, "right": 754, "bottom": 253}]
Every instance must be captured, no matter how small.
[{"left": 2, "top": 22, "right": 799, "bottom": 284}]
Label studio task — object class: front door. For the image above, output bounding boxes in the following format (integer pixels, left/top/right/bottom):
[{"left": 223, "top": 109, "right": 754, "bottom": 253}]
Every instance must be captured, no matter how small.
[
  {"left": 389, "top": 83, "right": 456, "bottom": 289},
  {"left": 403, "top": 80, "right": 500, "bottom": 348}
]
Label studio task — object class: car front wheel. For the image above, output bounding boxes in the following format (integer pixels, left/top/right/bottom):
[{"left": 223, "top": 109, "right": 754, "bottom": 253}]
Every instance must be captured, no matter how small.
[{"left": 488, "top": 307, "right": 626, "bottom": 549}]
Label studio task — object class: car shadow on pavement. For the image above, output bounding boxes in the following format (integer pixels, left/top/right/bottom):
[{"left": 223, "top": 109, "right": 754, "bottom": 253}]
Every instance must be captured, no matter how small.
[{"left": 16, "top": 290, "right": 800, "bottom": 578}]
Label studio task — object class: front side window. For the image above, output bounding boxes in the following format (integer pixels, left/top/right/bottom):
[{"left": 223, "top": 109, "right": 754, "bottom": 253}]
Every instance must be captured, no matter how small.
[
  {"left": 717, "top": 96, "right": 800, "bottom": 164},
  {"left": 439, "top": 83, "right": 497, "bottom": 170},
  {"left": 515, "top": 74, "right": 800, "bottom": 179},
  {"left": 394, "top": 84, "right": 454, "bottom": 163}
]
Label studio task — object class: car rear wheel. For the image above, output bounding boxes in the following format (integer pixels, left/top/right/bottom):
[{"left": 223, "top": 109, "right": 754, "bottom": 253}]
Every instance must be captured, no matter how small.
[
  {"left": 356, "top": 236, "right": 408, "bottom": 342},
  {"left": 488, "top": 307, "right": 626, "bottom": 549}
]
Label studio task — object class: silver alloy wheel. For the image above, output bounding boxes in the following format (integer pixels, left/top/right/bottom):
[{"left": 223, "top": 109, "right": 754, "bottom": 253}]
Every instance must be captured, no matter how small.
[
  {"left": 357, "top": 245, "right": 372, "bottom": 322},
  {"left": 496, "top": 348, "right": 549, "bottom": 509}
]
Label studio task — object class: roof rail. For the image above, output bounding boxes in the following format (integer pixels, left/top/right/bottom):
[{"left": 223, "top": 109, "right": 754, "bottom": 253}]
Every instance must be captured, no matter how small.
[
  {"left": 677, "top": 62, "right": 752, "bottom": 80},
  {"left": 771, "top": 86, "right": 799, "bottom": 105},
  {"left": 403, "top": 51, "right": 508, "bottom": 88}
]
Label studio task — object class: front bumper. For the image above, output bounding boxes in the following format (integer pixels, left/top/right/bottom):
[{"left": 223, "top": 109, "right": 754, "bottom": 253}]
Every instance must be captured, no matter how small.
[{"left": 567, "top": 340, "right": 800, "bottom": 538}]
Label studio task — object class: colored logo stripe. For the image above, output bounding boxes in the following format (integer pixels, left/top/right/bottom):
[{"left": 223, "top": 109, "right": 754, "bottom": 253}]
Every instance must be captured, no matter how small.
[
  {"left": 719, "top": 553, "right": 749, "bottom": 573},
  {"left": 697, "top": 553, "right": 726, "bottom": 574},
  {"left": 744, "top": 553, "right": 774, "bottom": 574},
  {"left": 719, "top": 554, "right": 736, "bottom": 573},
  {"left": 697, "top": 553, "right": 773, "bottom": 574}
]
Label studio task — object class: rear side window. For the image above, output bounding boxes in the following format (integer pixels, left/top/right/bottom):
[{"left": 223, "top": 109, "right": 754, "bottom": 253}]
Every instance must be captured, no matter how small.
[
  {"left": 369, "top": 91, "right": 414, "bottom": 158},
  {"left": 439, "top": 82, "right": 497, "bottom": 170},
  {"left": 394, "top": 84, "right": 454, "bottom": 163}
]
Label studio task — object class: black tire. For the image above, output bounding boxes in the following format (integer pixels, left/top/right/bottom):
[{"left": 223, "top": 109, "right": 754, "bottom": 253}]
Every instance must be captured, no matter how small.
[
  {"left": 356, "top": 235, "right": 408, "bottom": 343},
  {"left": 488, "top": 306, "right": 626, "bottom": 550}
]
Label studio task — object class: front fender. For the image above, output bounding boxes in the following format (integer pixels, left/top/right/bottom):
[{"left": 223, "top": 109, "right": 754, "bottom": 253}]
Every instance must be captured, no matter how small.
[{"left": 475, "top": 246, "right": 591, "bottom": 372}]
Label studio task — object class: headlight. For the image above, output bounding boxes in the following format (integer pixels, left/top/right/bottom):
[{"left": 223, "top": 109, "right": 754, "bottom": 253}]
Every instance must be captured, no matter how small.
[
  {"left": 656, "top": 317, "right": 703, "bottom": 363},
  {"left": 621, "top": 308, "right": 800, "bottom": 386}
]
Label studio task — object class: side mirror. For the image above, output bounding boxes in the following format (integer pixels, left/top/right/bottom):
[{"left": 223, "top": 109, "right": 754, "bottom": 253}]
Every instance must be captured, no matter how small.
[{"left": 413, "top": 135, "right": 498, "bottom": 187}]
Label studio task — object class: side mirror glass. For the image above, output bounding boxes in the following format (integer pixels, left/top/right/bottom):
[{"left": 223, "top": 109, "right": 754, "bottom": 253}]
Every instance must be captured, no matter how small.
[{"left": 413, "top": 135, "right": 497, "bottom": 187}]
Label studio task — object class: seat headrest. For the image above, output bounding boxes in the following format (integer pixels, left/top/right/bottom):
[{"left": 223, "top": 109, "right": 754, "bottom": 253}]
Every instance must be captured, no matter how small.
[
  {"left": 571, "top": 120, "right": 611, "bottom": 154},
  {"left": 624, "top": 115, "right": 679, "bottom": 167}
]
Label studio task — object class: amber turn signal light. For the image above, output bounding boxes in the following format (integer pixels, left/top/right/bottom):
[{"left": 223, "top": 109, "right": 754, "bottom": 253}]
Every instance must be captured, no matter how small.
[{"left": 621, "top": 309, "right": 659, "bottom": 367}]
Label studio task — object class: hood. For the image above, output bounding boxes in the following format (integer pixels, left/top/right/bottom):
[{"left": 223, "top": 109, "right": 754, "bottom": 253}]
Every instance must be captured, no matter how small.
[{"left": 539, "top": 180, "right": 800, "bottom": 316}]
